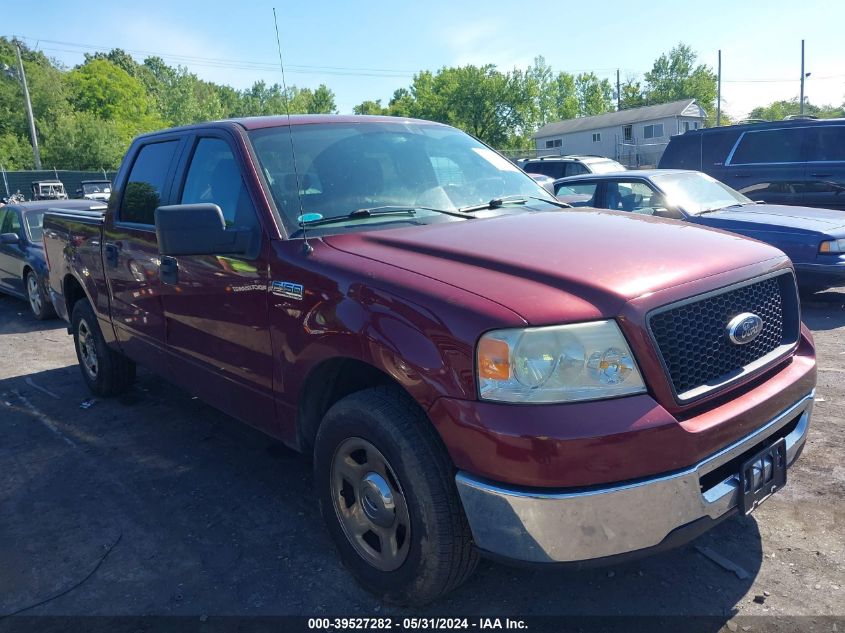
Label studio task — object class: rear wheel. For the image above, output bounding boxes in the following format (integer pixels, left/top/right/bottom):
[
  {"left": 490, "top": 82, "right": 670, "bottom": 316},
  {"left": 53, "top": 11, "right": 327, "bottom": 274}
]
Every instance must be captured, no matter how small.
[
  {"left": 71, "top": 299, "right": 135, "bottom": 396},
  {"left": 314, "top": 386, "right": 478, "bottom": 605},
  {"left": 25, "top": 270, "right": 54, "bottom": 320}
]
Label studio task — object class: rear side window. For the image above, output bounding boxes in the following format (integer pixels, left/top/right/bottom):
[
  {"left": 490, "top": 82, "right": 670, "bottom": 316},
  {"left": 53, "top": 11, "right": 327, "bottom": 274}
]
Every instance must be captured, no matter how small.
[
  {"left": 701, "top": 129, "right": 742, "bottom": 167},
  {"left": 566, "top": 162, "right": 590, "bottom": 177},
  {"left": 659, "top": 134, "right": 701, "bottom": 169},
  {"left": 526, "top": 161, "right": 566, "bottom": 179},
  {"left": 120, "top": 140, "right": 179, "bottom": 225},
  {"left": 180, "top": 137, "right": 258, "bottom": 229},
  {"left": 804, "top": 126, "right": 845, "bottom": 162},
  {"left": 730, "top": 128, "right": 805, "bottom": 165}
]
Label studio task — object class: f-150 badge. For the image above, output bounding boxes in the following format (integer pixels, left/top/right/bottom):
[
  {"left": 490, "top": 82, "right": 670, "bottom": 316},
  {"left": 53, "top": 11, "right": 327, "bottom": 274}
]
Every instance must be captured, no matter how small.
[{"left": 271, "top": 280, "right": 304, "bottom": 300}]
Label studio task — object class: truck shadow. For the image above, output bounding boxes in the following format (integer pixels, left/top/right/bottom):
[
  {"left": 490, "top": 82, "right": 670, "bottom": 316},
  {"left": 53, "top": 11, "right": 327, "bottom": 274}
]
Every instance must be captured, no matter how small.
[
  {"left": 0, "top": 294, "right": 67, "bottom": 335},
  {"left": 0, "top": 366, "right": 761, "bottom": 625},
  {"left": 801, "top": 288, "right": 845, "bottom": 331}
]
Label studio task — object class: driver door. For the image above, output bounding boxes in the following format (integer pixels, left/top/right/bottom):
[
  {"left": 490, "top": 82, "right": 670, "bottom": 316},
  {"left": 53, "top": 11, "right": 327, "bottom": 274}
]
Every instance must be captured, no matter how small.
[{"left": 160, "top": 132, "right": 275, "bottom": 434}]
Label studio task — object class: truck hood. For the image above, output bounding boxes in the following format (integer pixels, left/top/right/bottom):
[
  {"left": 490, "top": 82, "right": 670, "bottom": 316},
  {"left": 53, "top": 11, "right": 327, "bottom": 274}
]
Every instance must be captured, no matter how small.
[
  {"left": 698, "top": 204, "right": 845, "bottom": 235},
  {"left": 324, "top": 210, "right": 788, "bottom": 324}
]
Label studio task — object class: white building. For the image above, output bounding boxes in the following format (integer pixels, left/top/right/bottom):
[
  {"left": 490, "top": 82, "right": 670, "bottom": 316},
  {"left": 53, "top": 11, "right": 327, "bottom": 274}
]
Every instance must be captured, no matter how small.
[{"left": 532, "top": 99, "right": 707, "bottom": 168}]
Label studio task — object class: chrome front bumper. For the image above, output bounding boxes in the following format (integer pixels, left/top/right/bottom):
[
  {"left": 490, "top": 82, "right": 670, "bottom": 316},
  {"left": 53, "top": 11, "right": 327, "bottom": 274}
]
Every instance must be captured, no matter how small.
[{"left": 456, "top": 392, "right": 813, "bottom": 564}]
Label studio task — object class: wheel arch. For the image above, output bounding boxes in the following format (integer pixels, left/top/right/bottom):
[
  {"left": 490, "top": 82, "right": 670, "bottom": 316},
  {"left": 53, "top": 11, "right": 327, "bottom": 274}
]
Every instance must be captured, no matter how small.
[{"left": 297, "top": 356, "right": 433, "bottom": 455}]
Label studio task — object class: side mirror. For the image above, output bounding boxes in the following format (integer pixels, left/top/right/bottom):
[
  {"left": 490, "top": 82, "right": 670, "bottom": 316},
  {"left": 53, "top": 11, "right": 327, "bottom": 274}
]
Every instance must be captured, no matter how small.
[
  {"left": 154, "top": 204, "right": 251, "bottom": 256},
  {"left": 0, "top": 232, "right": 19, "bottom": 245}
]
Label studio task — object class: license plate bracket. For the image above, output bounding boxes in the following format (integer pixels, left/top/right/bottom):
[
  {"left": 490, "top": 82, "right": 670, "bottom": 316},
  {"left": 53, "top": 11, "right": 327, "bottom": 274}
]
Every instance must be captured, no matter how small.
[{"left": 740, "top": 437, "right": 787, "bottom": 515}]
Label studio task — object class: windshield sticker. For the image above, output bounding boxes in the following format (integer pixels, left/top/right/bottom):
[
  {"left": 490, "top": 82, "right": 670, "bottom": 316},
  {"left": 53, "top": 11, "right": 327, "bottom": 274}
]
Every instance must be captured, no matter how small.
[
  {"left": 471, "top": 147, "right": 520, "bottom": 172},
  {"left": 297, "top": 213, "right": 323, "bottom": 223},
  {"left": 271, "top": 280, "right": 304, "bottom": 300}
]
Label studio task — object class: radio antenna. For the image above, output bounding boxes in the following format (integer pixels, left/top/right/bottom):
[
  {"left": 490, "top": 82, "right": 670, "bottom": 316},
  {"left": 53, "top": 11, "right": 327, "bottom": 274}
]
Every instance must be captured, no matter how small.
[{"left": 273, "top": 7, "right": 312, "bottom": 255}]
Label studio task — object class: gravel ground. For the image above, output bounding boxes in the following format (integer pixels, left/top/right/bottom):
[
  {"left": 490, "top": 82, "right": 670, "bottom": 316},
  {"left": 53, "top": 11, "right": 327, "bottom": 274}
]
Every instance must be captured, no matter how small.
[{"left": 0, "top": 289, "right": 843, "bottom": 631}]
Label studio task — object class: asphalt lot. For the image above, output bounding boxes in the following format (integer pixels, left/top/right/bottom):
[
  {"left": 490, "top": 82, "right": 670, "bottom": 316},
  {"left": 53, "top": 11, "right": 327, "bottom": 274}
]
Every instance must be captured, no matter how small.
[{"left": 0, "top": 289, "right": 843, "bottom": 629}]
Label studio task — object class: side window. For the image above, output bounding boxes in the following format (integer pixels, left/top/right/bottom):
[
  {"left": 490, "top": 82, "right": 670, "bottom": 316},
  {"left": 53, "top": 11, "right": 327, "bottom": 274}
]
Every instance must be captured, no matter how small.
[
  {"left": 604, "top": 181, "right": 658, "bottom": 213},
  {"left": 566, "top": 163, "right": 590, "bottom": 177},
  {"left": 2, "top": 210, "right": 21, "bottom": 236},
  {"left": 730, "top": 128, "right": 805, "bottom": 165},
  {"left": 804, "top": 126, "right": 845, "bottom": 162},
  {"left": 181, "top": 138, "right": 258, "bottom": 229},
  {"left": 555, "top": 181, "right": 597, "bottom": 207},
  {"left": 120, "top": 140, "right": 179, "bottom": 225},
  {"left": 0, "top": 210, "right": 7, "bottom": 234}
]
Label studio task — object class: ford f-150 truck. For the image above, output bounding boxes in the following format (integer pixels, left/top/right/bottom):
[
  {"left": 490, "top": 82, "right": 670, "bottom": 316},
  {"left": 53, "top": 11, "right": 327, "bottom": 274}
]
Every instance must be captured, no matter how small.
[{"left": 43, "top": 116, "right": 817, "bottom": 605}]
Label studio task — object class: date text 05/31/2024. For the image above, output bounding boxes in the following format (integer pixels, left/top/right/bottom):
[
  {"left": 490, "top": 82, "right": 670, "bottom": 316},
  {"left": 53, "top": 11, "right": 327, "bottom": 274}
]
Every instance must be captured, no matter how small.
[{"left": 307, "top": 618, "right": 528, "bottom": 630}]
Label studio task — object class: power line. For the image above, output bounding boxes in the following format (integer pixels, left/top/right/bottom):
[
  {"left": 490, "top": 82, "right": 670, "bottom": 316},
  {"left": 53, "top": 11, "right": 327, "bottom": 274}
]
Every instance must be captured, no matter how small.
[{"left": 15, "top": 35, "right": 418, "bottom": 77}]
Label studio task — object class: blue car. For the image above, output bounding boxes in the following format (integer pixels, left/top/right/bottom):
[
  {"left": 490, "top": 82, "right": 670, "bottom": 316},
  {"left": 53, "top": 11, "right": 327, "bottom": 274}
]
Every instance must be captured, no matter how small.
[
  {"left": 553, "top": 169, "right": 845, "bottom": 293},
  {"left": 0, "top": 200, "right": 106, "bottom": 319}
]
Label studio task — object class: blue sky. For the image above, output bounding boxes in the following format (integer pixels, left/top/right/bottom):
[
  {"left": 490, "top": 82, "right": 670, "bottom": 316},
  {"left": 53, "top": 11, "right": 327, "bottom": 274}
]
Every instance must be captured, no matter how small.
[{"left": 4, "top": 0, "right": 845, "bottom": 118}]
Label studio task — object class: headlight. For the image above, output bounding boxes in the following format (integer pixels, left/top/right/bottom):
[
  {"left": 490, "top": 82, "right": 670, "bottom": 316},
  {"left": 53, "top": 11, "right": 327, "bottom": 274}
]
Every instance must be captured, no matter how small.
[
  {"left": 820, "top": 239, "right": 845, "bottom": 254},
  {"left": 477, "top": 320, "right": 646, "bottom": 403}
]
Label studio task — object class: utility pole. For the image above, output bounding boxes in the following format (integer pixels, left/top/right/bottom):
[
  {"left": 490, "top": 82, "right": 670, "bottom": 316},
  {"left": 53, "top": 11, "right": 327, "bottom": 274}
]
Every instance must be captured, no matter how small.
[
  {"left": 616, "top": 69, "right": 621, "bottom": 110},
  {"left": 15, "top": 44, "right": 42, "bottom": 170},
  {"left": 800, "top": 39, "right": 805, "bottom": 115},
  {"left": 716, "top": 50, "right": 722, "bottom": 126}
]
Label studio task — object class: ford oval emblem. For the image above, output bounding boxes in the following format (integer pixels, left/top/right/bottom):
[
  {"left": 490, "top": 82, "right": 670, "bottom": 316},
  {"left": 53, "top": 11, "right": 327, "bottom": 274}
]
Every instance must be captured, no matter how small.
[{"left": 727, "top": 312, "right": 764, "bottom": 345}]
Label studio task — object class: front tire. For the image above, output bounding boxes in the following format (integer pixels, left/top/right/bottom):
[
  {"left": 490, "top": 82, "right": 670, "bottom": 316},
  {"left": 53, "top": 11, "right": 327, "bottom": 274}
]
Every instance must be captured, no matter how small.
[
  {"left": 71, "top": 299, "right": 136, "bottom": 396},
  {"left": 25, "top": 270, "right": 55, "bottom": 320},
  {"left": 314, "top": 386, "right": 478, "bottom": 605}
]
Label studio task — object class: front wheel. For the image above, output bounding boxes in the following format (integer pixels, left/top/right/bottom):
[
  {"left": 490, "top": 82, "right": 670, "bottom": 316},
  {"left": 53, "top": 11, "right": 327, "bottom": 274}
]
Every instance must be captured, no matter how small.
[
  {"left": 71, "top": 299, "right": 136, "bottom": 396},
  {"left": 26, "top": 270, "right": 55, "bottom": 320},
  {"left": 314, "top": 386, "right": 478, "bottom": 605}
]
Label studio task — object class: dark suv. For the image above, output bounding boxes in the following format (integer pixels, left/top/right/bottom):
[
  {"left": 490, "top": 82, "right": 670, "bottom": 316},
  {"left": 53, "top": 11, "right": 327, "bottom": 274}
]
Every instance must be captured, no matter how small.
[
  {"left": 519, "top": 154, "right": 625, "bottom": 179},
  {"left": 659, "top": 118, "right": 845, "bottom": 210}
]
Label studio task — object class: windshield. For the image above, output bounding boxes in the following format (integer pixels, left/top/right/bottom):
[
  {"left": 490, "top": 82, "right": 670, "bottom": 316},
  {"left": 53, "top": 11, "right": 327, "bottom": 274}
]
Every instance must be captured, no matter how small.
[
  {"left": 24, "top": 211, "right": 45, "bottom": 242},
  {"left": 249, "top": 122, "right": 554, "bottom": 235},
  {"left": 651, "top": 171, "right": 753, "bottom": 215},
  {"left": 82, "top": 182, "right": 111, "bottom": 194},
  {"left": 586, "top": 159, "right": 626, "bottom": 174}
]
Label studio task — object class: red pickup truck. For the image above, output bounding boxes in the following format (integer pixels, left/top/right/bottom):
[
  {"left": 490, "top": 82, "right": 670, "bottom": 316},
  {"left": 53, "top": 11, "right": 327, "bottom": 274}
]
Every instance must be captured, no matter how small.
[{"left": 43, "top": 116, "right": 816, "bottom": 605}]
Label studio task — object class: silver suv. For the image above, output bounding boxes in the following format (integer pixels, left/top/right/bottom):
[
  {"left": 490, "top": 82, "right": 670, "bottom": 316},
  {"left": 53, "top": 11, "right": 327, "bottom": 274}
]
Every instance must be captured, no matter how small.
[{"left": 519, "top": 155, "right": 625, "bottom": 180}]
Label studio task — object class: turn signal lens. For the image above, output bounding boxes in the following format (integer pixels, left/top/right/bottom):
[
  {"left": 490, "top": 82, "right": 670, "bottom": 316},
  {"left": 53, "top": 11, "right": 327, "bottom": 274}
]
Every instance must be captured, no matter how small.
[
  {"left": 819, "top": 238, "right": 845, "bottom": 253},
  {"left": 477, "top": 337, "right": 511, "bottom": 380}
]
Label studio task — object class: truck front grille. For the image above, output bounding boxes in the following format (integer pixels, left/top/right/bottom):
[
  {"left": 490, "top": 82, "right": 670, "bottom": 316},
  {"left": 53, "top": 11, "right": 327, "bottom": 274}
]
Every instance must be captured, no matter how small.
[{"left": 648, "top": 272, "right": 800, "bottom": 401}]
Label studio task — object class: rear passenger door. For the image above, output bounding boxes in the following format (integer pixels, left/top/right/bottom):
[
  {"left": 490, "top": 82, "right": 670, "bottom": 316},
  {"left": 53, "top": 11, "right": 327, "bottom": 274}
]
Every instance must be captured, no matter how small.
[
  {"left": 723, "top": 127, "right": 806, "bottom": 205},
  {"left": 104, "top": 137, "right": 182, "bottom": 371},
  {"left": 160, "top": 132, "right": 275, "bottom": 434}
]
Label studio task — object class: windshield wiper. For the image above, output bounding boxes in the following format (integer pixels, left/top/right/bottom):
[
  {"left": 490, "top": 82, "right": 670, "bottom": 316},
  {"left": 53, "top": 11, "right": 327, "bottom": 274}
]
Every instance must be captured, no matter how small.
[
  {"left": 458, "top": 195, "right": 572, "bottom": 213},
  {"left": 696, "top": 202, "right": 750, "bottom": 215},
  {"left": 298, "top": 205, "right": 475, "bottom": 229}
]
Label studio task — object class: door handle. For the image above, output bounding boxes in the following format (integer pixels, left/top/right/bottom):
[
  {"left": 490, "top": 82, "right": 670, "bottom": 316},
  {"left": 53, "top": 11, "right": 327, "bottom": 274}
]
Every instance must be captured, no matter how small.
[
  {"left": 733, "top": 173, "right": 750, "bottom": 178},
  {"left": 810, "top": 173, "right": 832, "bottom": 178},
  {"left": 160, "top": 256, "right": 179, "bottom": 285},
  {"left": 105, "top": 243, "right": 119, "bottom": 267}
]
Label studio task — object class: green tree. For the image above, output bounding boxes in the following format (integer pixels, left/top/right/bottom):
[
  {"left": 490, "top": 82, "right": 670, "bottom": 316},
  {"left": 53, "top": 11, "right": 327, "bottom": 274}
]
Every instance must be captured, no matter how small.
[
  {"left": 387, "top": 88, "right": 415, "bottom": 117},
  {"left": 0, "top": 133, "right": 34, "bottom": 169},
  {"left": 642, "top": 43, "right": 717, "bottom": 120},
  {"left": 41, "top": 111, "right": 126, "bottom": 170},
  {"left": 619, "top": 77, "right": 646, "bottom": 109},
  {"left": 523, "top": 57, "right": 577, "bottom": 129},
  {"left": 308, "top": 84, "right": 337, "bottom": 114},
  {"left": 66, "top": 59, "right": 163, "bottom": 135},
  {"left": 354, "top": 99, "right": 388, "bottom": 115},
  {"left": 748, "top": 98, "right": 843, "bottom": 121},
  {"left": 575, "top": 72, "right": 613, "bottom": 117},
  {"left": 0, "top": 38, "right": 69, "bottom": 143}
]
